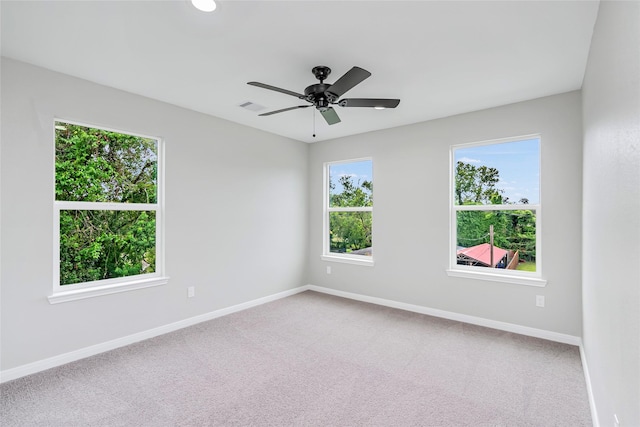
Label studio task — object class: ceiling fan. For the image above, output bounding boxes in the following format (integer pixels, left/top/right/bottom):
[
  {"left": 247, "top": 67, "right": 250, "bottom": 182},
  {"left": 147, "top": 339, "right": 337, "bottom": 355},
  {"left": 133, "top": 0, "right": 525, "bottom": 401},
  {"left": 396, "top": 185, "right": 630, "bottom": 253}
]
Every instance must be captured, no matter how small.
[{"left": 247, "top": 65, "right": 400, "bottom": 125}]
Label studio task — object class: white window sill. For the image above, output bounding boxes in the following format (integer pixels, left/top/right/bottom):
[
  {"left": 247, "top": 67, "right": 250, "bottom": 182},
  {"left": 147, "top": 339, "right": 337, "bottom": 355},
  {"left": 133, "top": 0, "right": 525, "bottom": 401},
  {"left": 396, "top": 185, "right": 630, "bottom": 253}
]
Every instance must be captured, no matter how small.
[
  {"left": 446, "top": 269, "right": 546, "bottom": 287},
  {"left": 48, "top": 276, "right": 169, "bottom": 304},
  {"left": 321, "top": 254, "right": 374, "bottom": 267}
]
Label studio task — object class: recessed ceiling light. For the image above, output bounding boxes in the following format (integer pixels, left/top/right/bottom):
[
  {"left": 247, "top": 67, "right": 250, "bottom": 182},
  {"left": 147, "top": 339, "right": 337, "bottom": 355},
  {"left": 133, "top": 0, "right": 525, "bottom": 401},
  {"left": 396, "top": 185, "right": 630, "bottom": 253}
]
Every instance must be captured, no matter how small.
[{"left": 191, "top": 0, "right": 216, "bottom": 12}]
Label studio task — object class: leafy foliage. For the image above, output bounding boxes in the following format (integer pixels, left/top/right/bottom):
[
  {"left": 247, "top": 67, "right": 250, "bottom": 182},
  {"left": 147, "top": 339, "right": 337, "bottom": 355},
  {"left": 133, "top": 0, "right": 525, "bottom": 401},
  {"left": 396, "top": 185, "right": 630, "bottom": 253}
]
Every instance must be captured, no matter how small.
[
  {"left": 455, "top": 161, "right": 504, "bottom": 205},
  {"left": 329, "top": 211, "right": 372, "bottom": 254},
  {"left": 329, "top": 175, "right": 372, "bottom": 254},
  {"left": 56, "top": 123, "right": 157, "bottom": 285},
  {"left": 56, "top": 124, "right": 157, "bottom": 203},
  {"left": 456, "top": 209, "right": 536, "bottom": 262},
  {"left": 330, "top": 175, "right": 373, "bottom": 208}
]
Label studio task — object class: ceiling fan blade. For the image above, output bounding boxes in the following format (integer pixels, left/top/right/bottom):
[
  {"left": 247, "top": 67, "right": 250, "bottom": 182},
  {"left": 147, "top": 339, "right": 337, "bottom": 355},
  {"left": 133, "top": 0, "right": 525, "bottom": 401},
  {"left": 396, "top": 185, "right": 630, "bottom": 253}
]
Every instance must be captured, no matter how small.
[
  {"left": 320, "top": 107, "right": 341, "bottom": 125},
  {"left": 259, "top": 105, "right": 311, "bottom": 116},
  {"left": 325, "top": 66, "right": 371, "bottom": 99},
  {"left": 247, "top": 82, "right": 305, "bottom": 99},
  {"left": 339, "top": 98, "right": 401, "bottom": 108}
]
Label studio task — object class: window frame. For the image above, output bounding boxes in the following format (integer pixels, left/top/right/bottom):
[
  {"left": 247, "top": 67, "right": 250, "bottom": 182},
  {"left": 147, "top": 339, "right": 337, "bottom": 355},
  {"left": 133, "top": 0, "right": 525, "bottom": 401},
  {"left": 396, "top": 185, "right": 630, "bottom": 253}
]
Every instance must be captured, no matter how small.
[
  {"left": 321, "top": 157, "right": 374, "bottom": 266},
  {"left": 447, "top": 135, "right": 546, "bottom": 287},
  {"left": 49, "top": 119, "right": 168, "bottom": 304}
]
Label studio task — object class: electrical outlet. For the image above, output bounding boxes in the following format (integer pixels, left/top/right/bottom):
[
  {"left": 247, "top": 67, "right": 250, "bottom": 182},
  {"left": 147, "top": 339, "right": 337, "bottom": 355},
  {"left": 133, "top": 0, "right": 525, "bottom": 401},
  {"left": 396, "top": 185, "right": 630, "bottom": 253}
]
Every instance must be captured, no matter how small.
[
  {"left": 326, "top": 266, "right": 331, "bottom": 275},
  {"left": 536, "top": 295, "right": 545, "bottom": 307},
  {"left": 187, "top": 286, "right": 195, "bottom": 298}
]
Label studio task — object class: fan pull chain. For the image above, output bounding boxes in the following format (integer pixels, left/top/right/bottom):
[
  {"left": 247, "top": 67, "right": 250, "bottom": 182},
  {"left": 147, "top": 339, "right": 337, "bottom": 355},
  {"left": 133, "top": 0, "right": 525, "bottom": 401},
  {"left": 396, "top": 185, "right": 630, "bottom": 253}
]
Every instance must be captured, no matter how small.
[{"left": 312, "top": 108, "right": 316, "bottom": 138}]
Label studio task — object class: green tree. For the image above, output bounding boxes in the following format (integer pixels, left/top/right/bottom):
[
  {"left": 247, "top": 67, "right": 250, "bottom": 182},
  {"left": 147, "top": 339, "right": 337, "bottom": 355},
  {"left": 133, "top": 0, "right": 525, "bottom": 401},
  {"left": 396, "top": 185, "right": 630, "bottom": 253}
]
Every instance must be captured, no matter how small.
[
  {"left": 330, "top": 175, "right": 372, "bottom": 208},
  {"left": 455, "top": 161, "right": 504, "bottom": 205},
  {"left": 329, "top": 175, "right": 372, "bottom": 253},
  {"left": 56, "top": 123, "right": 157, "bottom": 285},
  {"left": 503, "top": 209, "right": 537, "bottom": 261}
]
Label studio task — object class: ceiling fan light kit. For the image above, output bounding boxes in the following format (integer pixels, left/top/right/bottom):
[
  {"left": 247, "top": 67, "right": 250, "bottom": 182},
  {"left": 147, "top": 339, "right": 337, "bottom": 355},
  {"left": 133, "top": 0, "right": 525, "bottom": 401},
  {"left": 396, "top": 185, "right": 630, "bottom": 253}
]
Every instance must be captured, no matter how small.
[
  {"left": 247, "top": 65, "right": 400, "bottom": 127},
  {"left": 191, "top": 0, "right": 217, "bottom": 12}
]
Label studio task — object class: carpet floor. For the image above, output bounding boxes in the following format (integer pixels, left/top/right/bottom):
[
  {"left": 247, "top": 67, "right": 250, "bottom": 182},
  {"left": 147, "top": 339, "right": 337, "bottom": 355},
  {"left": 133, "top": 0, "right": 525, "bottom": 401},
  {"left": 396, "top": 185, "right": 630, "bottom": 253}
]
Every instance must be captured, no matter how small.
[{"left": 1, "top": 290, "right": 592, "bottom": 426}]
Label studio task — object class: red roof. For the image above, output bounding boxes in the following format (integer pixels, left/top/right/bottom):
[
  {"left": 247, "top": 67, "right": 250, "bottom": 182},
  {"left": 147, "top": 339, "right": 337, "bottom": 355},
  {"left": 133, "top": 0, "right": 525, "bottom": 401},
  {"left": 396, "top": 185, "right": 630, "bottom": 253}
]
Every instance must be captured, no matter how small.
[{"left": 457, "top": 243, "right": 508, "bottom": 267}]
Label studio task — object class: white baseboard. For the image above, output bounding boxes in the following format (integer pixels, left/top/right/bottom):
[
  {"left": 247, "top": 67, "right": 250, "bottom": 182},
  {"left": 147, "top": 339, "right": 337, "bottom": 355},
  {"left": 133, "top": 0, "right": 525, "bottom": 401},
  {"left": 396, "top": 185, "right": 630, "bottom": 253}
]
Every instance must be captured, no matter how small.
[
  {"left": 0, "top": 286, "right": 308, "bottom": 383},
  {"left": 304, "top": 284, "right": 582, "bottom": 346},
  {"left": 579, "top": 343, "right": 600, "bottom": 427}
]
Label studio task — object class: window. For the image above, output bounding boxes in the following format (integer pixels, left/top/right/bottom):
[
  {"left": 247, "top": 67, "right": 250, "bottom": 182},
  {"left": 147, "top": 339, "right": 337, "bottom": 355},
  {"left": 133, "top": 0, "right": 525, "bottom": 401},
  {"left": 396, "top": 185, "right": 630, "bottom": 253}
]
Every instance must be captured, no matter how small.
[
  {"left": 322, "top": 158, "right": 373, "bottom": 265},
  {"left": 50, "top": 121, "right": 167, "bottom": 303},
  {"left": 448, "top": 136, "right": 545, "bottom": 286}
]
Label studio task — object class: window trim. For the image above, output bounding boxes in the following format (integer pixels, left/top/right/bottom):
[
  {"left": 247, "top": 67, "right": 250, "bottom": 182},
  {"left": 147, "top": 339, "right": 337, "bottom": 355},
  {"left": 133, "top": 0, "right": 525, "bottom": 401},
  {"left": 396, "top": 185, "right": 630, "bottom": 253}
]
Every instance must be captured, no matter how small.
[
  {"left": 322, "top": 157, "right": 374, "bottom": 266},
  {"left": 448, "top": 134, "right": 545, "bottom": 286},
  {"left": 50, "top": 119, "right": 168, "bottom": 303}
]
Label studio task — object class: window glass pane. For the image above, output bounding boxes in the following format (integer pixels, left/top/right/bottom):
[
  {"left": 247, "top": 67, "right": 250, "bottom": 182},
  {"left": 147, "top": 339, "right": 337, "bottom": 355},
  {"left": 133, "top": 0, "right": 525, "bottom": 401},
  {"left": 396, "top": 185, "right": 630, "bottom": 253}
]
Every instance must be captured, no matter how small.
[
  {"left": 329, "top": 160, "right": 373, "bottom": 208},
  {"left": 456, "top": 210, "right": 536, "bottom": 271},
  {"left": 59, "top": 210, "right": 156, "bottom": 285},
  {"left": 55, "top": 122, "right": 157, "bottom": 203},
  {"left": 454, "top": 138, "right": 539, "bottom": 205},
  {"left": 329, "top": 211, "right": 372, "bottom": 256}
]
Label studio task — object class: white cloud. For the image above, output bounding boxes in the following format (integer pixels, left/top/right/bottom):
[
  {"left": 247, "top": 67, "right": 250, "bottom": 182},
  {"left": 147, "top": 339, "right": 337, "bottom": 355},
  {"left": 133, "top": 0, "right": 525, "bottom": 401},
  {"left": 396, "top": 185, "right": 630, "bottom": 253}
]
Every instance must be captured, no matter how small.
[{"left": 458, "top": 157, "right": 481, "bottom": 164}]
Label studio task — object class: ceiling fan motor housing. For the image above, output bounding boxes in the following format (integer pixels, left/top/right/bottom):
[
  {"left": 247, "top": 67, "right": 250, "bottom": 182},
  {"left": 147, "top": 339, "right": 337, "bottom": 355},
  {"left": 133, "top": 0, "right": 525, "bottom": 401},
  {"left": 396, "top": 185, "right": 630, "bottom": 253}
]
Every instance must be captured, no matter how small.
[{"left": 304, "top": 83, "right": 332, "bottom": 111}]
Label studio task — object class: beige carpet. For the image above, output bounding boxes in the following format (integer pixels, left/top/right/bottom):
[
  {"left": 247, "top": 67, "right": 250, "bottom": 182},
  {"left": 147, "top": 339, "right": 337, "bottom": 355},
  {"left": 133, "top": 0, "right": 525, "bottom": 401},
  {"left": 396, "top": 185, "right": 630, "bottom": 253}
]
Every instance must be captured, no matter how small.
[{"left": 1, "top": 290, "right": 592, "bottom": 426}]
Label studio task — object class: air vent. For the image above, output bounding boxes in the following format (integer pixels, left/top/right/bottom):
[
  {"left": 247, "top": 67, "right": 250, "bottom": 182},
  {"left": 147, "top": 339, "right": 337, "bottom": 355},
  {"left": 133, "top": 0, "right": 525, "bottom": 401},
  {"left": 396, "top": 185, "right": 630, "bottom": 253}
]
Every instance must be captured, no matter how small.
[{"left": 239, "top": 101, "right": 265, "bottom": 112}]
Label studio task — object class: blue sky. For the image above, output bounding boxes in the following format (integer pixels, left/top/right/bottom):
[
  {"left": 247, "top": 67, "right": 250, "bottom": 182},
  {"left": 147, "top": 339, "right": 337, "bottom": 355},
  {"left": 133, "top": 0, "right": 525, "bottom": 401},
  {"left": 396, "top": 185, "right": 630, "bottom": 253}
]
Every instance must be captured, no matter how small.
[
  {"left": 329, "top": 160, "right": 372, "bottom": 196},
  {"left": 454, "top": 138, "right": 540, "bottom": 204}
]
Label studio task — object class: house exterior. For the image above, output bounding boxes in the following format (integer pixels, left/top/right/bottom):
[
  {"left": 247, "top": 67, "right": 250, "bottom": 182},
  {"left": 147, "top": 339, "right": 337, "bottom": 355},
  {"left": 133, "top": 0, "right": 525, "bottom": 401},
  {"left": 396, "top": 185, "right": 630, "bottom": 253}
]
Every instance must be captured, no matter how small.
[{"left": 457, "top": 243, "right": 508, "bottom": 268}]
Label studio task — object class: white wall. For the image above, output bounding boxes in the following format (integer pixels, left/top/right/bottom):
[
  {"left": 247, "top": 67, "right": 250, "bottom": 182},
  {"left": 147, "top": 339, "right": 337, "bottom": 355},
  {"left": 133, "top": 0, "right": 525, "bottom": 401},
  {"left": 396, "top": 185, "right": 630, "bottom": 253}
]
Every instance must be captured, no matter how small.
[
  {"left": 0, "top": 58, "right": 309, "bottom": 371},
  {"left": 582, "top": 1, "right": 640, "bottom": 425},
  {"left": 308, "top": 91, "right": 584, "bottom": 336}
]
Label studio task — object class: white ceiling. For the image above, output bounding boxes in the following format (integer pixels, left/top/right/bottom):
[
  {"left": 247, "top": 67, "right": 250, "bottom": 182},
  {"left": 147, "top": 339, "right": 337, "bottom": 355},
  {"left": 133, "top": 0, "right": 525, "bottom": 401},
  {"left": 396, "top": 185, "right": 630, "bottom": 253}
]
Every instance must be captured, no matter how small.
[{"left": 1, "top": 0, "right": 599, "bottom": 143}]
